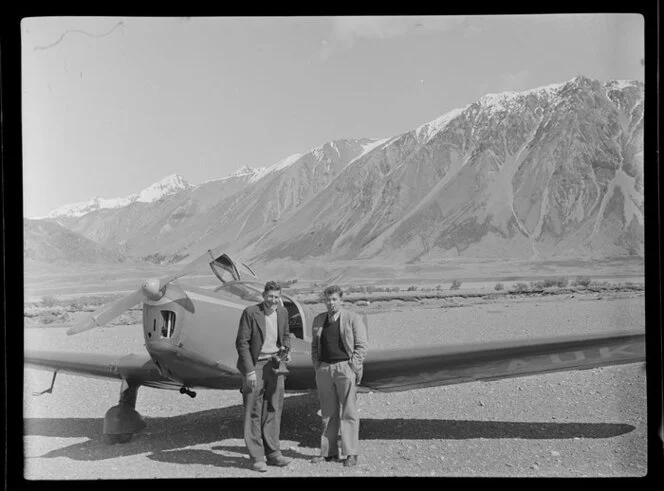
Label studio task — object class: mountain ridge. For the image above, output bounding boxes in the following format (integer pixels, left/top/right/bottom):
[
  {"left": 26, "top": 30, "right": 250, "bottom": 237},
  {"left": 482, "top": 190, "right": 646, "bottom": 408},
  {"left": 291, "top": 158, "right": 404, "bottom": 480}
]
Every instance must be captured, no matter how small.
[{"left": 29, "top": 76, "right": 644, "bottom": 267}]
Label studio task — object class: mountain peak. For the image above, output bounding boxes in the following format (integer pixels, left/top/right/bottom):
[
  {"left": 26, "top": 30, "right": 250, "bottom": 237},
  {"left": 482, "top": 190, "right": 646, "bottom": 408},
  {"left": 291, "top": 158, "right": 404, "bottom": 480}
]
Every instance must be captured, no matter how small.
[
  {"left": 157, "top": 173, "right": 188, "bottom": 186},
  {"left": 39, "top": 174, "right": 192, "bottom": 219},
  {"left": 135, "top": 174, "right": 192, "bottom": 203},
  {"left": 248, "top": 153, "right": 303, "bottom": 183},
  {"left": 416, "top": 107, "right": 465, "bottom": 142},
  {"left": 232, "top": 165, "right": 255, "bottom": 176}
]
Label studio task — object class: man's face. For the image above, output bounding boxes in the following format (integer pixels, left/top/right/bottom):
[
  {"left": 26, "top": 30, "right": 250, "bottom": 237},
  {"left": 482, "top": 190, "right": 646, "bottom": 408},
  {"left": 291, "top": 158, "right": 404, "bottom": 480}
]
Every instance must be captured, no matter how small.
[
  {"left": 325, "top": 292, "right": 342, "bottom": 315},
  {"left": 263, "top": 289, "right": 281, "bottom": 313}
]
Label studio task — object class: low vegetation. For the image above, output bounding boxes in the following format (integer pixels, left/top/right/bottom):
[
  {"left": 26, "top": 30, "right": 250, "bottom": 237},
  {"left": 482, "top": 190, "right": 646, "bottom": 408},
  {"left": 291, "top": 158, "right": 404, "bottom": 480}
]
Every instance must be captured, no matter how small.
[
  {"left": 530, "top": 277, "right": 569, "bottom": 289},
  {"left": 572, "top": 275, "right": 592, "bottom": 287},
  {"left": 25, "top": 275, "right": 644, "bottom": 326},
  {"left": 41, "top": 295, "right": 57, "bottom": 308},
  {"left": 141, "top": 253, "right": 189, "bottom": 265}
]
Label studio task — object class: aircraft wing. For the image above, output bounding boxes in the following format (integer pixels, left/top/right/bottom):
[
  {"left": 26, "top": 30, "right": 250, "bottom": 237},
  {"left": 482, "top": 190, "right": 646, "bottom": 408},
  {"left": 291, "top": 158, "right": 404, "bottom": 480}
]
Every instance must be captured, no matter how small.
[
  {"left": 356, "top": 330, "right": 645, "bottom": 392},
  {"left": 24, "top": 350, "right": 181, "bottom": 389},
  {"left": 25, "top": 330, "right": 645, "bottom": 393}
]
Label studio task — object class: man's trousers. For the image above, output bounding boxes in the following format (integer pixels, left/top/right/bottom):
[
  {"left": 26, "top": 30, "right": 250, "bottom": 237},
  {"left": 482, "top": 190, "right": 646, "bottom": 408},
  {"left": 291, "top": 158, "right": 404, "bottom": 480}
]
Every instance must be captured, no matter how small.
[
  {"left": 315, "top": 360, "right": 359, "bottom": 457},
  {"left": 241, "top": 359, "right": 285, "bottom": 461}
]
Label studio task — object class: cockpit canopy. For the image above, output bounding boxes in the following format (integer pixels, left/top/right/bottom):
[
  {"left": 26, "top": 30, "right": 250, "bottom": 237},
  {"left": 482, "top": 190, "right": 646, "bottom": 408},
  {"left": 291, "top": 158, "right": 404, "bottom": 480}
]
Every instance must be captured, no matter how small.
[
  {"left": 208, "top": 253, "right": 307, "bottom": 340},
  {"left": 209, "top": 253, "right": 256, "bottom": 284}
]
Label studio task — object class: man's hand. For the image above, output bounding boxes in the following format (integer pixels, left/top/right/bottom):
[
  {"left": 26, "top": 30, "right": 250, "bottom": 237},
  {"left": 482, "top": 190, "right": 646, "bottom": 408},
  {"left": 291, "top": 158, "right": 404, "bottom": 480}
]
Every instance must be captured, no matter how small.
[{"left": 246, "top": 371, "right": 257, "bottom": 389}]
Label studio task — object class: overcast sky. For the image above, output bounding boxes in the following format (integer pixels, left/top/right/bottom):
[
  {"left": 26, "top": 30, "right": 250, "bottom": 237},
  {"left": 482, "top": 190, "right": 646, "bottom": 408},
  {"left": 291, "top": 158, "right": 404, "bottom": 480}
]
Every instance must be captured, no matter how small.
[{"left": 21, "top": 14, "right": 644, "bottom": 218}]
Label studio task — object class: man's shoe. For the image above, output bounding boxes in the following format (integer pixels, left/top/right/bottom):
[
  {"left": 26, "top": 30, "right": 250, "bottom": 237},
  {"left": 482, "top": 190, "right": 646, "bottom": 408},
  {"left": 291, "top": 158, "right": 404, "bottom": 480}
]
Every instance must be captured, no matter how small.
[
  {"left": 343, "top": 455, "right": 358, "bottom": 467},
  {"left": 310, "top": 454, "right": 340, "bottom": 463},
  {"left": 266, "top": 455, "right": 292, "bottom": 467},
  {"left": 251, "top": 461, "right": 268, "bottom": 472}
]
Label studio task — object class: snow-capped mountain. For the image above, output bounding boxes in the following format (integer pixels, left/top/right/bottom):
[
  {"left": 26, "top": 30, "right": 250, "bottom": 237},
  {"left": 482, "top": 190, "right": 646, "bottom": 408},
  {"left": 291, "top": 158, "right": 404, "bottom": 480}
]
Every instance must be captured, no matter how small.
[
  {"left": 256, "top": 76, "right": 644, "bottom": 262},
  {"left": 40, "top": 174, "right": 192, "bottom": 219},
  {"left": 30, "top": 76, "right": 644, "bottom": 266},
  {"left": 39, "top": 139, "right": 379, "bottom": 260},
  {"left": 134, "top": 173, "right": 192, "bottom": 203}
]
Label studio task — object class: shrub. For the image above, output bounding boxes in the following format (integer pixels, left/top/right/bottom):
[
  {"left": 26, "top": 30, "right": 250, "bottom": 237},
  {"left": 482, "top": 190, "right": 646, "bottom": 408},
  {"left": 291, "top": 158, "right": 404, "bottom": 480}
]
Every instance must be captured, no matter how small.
[
  {"left": 513, "top": 282, "right": 530, "bottom": 292},
  {"left": 41, "top": 295, "right": 58, "bottom": 308},
  {"left": 39, "top": 313, "right": 60, "bottom": 324},
  {"left": 572, "top": 275, "right": 592, "bottom": 287},
  {"left": 531, "top": 277, "right": 568, "bottom": 289},
  {"left": 494, "top": 282, "right": 504, "bottom": 291},
  {"left": 142, "top": 253, "right": 169, "bottom": 264},
  {"left": 407, "top": 286, "right": 418, "bottom": 291},
  {"left": 450, "top": 280, "right": 462, "bottom": 290},
  {"left": 435, "top": 284, "right": 443, "bottom": 290}
]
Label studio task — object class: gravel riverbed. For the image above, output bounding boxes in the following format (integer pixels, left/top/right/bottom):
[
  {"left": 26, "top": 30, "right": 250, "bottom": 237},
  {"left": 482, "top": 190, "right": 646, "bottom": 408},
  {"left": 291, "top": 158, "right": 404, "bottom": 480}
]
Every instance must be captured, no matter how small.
[{"left": 22, "top": 291, "right": 648, "bottom": 478}]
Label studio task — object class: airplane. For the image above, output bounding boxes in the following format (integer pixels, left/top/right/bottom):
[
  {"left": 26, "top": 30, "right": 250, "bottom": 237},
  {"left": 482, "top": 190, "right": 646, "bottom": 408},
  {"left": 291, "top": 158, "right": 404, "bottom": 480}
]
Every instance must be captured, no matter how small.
[{"left": 24, "top": 248, "right": 646, "bottom": 444}]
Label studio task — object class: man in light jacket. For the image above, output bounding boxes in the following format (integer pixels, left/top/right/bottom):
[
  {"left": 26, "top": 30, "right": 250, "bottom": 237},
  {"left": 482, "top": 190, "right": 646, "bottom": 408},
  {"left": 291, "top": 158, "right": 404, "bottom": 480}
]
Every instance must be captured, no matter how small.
[{"left": 310, "top": 285, "right": 368, "bottom": 467}]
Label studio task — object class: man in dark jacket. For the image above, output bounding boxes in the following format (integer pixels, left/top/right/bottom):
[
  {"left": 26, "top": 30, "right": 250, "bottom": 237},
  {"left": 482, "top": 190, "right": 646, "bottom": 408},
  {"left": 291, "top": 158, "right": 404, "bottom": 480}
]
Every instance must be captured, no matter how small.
[
  {"left": 235, "top": 281, "right": 292, "bottom": 472},
  {"left": 310, "top": 285, "right": 368, "bottom": 467}
]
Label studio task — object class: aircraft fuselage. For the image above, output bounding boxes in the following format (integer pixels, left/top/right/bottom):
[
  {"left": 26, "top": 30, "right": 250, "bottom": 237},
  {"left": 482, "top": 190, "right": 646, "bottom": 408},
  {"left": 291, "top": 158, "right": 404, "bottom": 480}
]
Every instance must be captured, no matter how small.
[{"left": 141, "top": 281, "right": 311, "bottom": 389}]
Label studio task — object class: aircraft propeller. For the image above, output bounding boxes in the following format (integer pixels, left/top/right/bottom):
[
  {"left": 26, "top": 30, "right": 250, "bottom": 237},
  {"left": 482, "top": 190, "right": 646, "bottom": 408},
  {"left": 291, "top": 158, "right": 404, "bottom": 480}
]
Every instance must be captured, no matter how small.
[{"left": 66, "top": 248, "right": 226, "bottom": 336}]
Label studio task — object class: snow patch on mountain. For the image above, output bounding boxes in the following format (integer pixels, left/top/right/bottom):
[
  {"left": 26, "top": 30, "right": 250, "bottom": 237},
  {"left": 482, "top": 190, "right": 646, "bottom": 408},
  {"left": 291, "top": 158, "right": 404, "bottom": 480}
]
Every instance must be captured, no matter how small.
[
  {"left": 345, "top": 137, "right": 390, "bottom": 168},
  {"left": 135, "top": 174, "right": 192, "bottom": 202},
  {"left": 478, "top": 81, "right": 565, "bottom": 116},
  {"left": 605, "top": 80, "right": 641, "bottom": 91},
  {"left": 37, "top": 196, "right": 135, "bottom": 218},
  {"left": 40, "top": 174, "right": 191, "bottom": 218},
  {"left": 198, "top": 166, "right": 259, "bottom": 185},
  {"left": 415, "top": 107, "right": 465, "bottom": 143},
  {"left": 249, "top": 153, "right": 303, "bottom": 183}
]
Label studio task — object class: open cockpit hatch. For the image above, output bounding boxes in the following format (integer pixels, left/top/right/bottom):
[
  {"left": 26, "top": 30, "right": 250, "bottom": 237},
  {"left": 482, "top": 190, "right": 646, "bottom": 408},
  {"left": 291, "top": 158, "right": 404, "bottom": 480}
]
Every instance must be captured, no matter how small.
[{"left": 209, "top": 253, "right": 256, "bottom": 283}]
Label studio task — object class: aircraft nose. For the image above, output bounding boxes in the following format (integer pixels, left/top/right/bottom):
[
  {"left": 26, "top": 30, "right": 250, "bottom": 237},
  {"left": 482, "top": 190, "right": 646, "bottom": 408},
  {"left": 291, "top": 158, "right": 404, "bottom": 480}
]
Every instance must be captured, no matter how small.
[{"left": 142, "top": 278, "right": 162, "bottom": 300}]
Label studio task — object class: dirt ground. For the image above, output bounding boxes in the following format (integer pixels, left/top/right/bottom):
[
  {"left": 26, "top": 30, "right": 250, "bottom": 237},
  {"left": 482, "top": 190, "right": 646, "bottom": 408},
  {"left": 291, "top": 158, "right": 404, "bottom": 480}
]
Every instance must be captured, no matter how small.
[{"left": 21, "top": 290, "right": 649, "bottom": 479}]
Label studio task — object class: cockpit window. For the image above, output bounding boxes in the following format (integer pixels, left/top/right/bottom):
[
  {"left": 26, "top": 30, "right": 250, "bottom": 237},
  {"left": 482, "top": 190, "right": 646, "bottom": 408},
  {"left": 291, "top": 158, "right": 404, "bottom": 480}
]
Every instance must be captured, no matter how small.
[{"left": 161, "top": 311, "right": 176, "bottom": 338}]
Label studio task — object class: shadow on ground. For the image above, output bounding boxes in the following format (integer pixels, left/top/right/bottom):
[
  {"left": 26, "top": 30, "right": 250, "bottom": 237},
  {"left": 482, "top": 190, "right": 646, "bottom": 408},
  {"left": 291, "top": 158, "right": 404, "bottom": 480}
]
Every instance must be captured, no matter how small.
[{"left": 24, "top": 391, "right": 635, "bottom": 464}]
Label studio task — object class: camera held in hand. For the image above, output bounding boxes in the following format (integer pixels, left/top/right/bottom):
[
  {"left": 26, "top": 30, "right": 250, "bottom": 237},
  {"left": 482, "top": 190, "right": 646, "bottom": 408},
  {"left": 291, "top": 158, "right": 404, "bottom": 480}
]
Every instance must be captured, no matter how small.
[{"left": 271, "top": 346, "right": 290, "bottom": 376}]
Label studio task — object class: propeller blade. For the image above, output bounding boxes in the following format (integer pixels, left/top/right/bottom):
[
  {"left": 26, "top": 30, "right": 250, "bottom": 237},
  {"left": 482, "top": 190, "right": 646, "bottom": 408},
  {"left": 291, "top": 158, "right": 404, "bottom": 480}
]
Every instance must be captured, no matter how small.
[
  {"left": 158, "top": 248, "right": 219, "bottom": 290},
  {"left": 67, "top": 247, "right": 232, "bottom": 336},
  {"left": 67, "top": 288, "right": 145, "bottom": 335}
]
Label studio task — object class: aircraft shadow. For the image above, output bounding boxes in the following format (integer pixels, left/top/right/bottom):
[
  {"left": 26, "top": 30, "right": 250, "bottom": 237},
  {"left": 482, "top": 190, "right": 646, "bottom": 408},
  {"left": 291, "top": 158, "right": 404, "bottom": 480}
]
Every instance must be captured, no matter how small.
[{"left": 24, "top": 392, "right": 635, "bottom": 465}]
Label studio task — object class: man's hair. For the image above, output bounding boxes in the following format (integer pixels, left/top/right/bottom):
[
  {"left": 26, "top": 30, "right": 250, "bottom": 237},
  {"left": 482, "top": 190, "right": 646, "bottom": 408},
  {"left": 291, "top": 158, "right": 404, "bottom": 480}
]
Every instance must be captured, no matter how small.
[
  {"left": 263, "top": 281, "right": 282, "bottom": 294},
  {"left": 323, "top": 285, "right": 344, "bottom": 298}
]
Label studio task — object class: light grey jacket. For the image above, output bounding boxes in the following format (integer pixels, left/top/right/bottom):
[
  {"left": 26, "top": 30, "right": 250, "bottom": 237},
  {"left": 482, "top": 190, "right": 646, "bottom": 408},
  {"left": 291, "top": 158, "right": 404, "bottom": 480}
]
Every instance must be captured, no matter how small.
[{"left": 311, "top": 308, "right": 369, "bottom": 383}]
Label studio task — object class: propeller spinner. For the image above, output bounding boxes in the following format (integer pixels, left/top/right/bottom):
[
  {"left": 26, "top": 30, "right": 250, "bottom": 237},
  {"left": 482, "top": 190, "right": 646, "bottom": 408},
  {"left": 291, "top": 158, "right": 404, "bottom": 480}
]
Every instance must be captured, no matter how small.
[{"left": 66, "top": 248, "right": 229, "bottom": 336}]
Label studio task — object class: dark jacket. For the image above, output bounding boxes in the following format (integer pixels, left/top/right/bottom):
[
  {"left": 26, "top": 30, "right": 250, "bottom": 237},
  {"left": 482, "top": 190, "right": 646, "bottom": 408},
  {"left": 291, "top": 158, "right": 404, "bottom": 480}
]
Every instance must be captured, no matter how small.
[{"left": 235, "top": 302, "right": 291, "bottom": 375}]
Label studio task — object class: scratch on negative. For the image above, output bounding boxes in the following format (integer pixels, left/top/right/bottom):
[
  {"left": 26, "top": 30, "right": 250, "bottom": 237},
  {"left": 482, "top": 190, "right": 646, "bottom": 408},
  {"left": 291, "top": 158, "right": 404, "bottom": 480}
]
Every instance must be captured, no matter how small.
[{"left": 34, "top": 21, "right": 125, "bottom": 51}]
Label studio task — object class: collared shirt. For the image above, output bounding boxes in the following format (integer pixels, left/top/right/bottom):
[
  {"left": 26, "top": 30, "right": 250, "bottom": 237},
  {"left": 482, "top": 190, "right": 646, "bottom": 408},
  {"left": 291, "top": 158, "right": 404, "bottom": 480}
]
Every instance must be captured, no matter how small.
[{"left": 259, "top": 310, "right": 279, "bottom": 359}]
